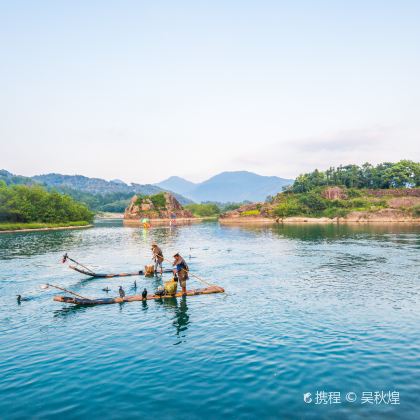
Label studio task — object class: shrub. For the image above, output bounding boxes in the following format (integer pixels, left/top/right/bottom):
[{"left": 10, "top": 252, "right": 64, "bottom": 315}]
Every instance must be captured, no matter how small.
[
  {"left": 273, "top": 202, "right": 304, "bottom": 218},
  {"left": 135, "top": 195, "right": 146, "bottom": 206},
  {"left": 348, "top": 198, "right": 370, "bottom": 209},
  {"left": 185, "top": 203, "right": 220, "bottom": 217},
  {"left": 412, "top": 205, "right": 420, "bottom": 217},
  {"left": 150, "top": 193, "right": 167, "bottom": 209},
  {"left": 347, "top": 188, "right": 363, "bottom": 198},
  {"left": 298, "top": 192, "right": 327, "bottom": 211},
  {"left": 240, "top": 209, "right": 260, "bottom": 217},
  {"left": 322, "top": 208, "right": 349, "bottom": 218}
]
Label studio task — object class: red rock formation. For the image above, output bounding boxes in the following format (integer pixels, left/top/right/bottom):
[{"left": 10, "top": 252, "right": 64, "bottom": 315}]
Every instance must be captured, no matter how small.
[
  {"left": 124, "top": 193, "right": 193, "bottom": 220},
  {"left": 322, "top": 187, "right": 347, "bottom": 200},
  {"left": 366, "top": 188, "right": 420, "bottom": 197}
]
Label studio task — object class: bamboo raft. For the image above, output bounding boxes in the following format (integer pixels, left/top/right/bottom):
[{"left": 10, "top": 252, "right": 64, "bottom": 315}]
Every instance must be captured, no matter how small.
[
  {"left": 53, "top": 285, "right": 225, "bottom": 305},
  {"left": 69, "top": 264, "right": 174, "bottom": 278}
]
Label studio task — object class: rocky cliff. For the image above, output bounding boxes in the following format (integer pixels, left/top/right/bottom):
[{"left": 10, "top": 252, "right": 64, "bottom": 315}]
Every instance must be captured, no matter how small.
[{"left": 124, "top": 192, "right": 193, "bottom": 220}]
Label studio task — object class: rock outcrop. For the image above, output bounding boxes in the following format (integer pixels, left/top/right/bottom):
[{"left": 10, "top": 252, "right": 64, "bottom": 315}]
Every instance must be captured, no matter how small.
[
  {"left": 124, "top": 192, "right": 193, "bottom": 220},
  {"left": 322, "top": 186, "right": 347, "bottom": 200}
]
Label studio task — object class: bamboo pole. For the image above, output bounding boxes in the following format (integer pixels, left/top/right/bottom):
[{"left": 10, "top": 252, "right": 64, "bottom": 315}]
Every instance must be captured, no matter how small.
[
  {"left": 63, "top": 253, "right": 95, "bottom": 275},
  {"left": 42, "top": 283, "right": 90, "bottom": 300}
]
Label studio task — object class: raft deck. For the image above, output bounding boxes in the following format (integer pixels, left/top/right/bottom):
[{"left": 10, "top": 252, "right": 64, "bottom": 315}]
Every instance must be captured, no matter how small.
[{"left": 54, "top": 285, "right": 225, "bottom": 305}]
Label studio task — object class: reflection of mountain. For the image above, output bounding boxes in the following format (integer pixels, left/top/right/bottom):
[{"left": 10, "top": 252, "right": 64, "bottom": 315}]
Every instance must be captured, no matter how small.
[
  {"left": 0, "top": 228, "right": 81, "bottom": 260},
  {"left": 156, "top": 171, "right": 293, "bottom": 203}
]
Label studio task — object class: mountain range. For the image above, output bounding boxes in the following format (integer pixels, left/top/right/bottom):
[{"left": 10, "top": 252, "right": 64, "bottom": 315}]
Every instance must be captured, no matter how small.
[
  {"left": 0, "top": 169, "right": 294, "bottom": 210},
  {"left": 155, "top": 171, "right": 293, "bottom": 202}
]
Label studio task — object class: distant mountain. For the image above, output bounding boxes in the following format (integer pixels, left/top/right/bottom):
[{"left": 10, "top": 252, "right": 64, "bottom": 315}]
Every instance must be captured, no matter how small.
[
  {"left": 0, "top": 169, "right": 35, "bottom": 186},
  {"left": 32, "top": 173, "right": 155, "bottom": 195},
  {"left": 110, "top": 179, "right": 126, "bottom": 185},
  {"left": 155, "top": 176, "right": 197, "bottom": 197},
  {"left": 32, "top": 173, "right": 192, "bottom": 204},
  {"left": 1, "top": 169, "right": 292, "bottom": 207},
  {"left": 155, "top": 171, "right": 293, "bottom": 202}
]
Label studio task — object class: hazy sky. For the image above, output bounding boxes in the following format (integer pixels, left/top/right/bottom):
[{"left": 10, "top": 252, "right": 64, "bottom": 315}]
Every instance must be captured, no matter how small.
[{"left": 1, "top": 0, "right": 419, "bottom": 183}]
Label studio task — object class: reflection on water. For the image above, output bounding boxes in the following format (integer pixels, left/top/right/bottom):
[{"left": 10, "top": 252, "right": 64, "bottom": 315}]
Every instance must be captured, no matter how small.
[
  {"left": 223, "top": 221, "right": 420, "bottom": 241},
  {"left": 0, "top": 220, "right": 419, "bottom": 419},
  {"left": 155, "top": 296, "right": 190, "bottom": 344},
  {"left": 129, "top": 224, "right": 182, "bottom": 250},
  {"left": 0, "top": 229, "right": 83, "bottom": 260},
  {"left": 53, "top": 304, "right": 90, "bottom": 320}
]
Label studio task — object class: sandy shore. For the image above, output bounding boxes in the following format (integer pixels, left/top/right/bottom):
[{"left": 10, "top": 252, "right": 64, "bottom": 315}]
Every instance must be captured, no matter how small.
[{"left": 0, "top": 224, "right": 93, "bottom": 234}]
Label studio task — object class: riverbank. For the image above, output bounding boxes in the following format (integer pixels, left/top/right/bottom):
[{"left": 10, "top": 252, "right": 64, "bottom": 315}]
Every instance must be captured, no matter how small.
[
  {"left": 0, "top": 221, "right": 93, "bottom": 233},
  {"left": 219, "top": 210, "right": 420, "bottom": 224},
  {"left": 123, "top": 217, "right": 215, "bottom": 226},
  {"left": 95, "top": 212, "right": 124, "bottom": 219}
]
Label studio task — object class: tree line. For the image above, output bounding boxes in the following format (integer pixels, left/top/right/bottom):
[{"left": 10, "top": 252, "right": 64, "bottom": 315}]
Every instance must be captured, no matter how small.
[
  {"left": 289, "top": 160, "right": 420, "bottom": 193},
  {"left": 0, "top": 182, "right": 94, "bottom": 223}
]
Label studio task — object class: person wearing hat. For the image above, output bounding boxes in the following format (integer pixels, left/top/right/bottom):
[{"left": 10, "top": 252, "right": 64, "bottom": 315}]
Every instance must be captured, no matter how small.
[
  {"left": 173, "top": 253, "right": 189, "bottom": 296},
  {"left": 151, "top": 243, "right": 164, "bottom": 275}
]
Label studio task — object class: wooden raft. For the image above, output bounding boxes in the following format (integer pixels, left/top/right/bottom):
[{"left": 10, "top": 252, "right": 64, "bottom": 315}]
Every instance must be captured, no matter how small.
[
  {"left": 69, "top": 264, "right": 173, "bottom": 278},
  {"left": 53, "top": 285, "right": 225, "bottom": 306}
]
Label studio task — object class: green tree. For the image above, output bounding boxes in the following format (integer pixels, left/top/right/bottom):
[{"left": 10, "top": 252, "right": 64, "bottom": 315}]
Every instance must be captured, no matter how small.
[
  {"left": 185, "top": 203, "right": 220, "bottom": 217},
  {"left": 0, "top": 184, "right": 93, "bottom": 223}
]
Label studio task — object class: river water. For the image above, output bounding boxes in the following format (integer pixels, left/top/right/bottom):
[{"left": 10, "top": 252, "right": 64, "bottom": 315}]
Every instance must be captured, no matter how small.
[{"left": 0, "top": 220, "right": 419, "bottom": 419}]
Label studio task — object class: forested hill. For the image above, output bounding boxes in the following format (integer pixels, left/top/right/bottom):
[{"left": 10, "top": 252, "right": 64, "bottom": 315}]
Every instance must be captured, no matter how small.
[
  {"left": 32, "top": 173, "right": 161, "bottom": 195},
  {"left": 0, "top": 170, "right": 192, "bottom": 212},
  {"left": 0, "top": 170, "right": 36, "bottom": 186},
  {"left": 221, "top": 160, "right": 420, "bottom": 221},
  {"left": 0, "top": 182, "right": 93, "bottom": 224},
  {"left": 289, "top": 160, "right": 420, "bottom": 193}
]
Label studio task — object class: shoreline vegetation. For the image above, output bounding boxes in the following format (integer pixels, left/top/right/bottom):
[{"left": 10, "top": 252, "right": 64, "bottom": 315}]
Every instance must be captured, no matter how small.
[
  {"left": 0, "top": 181, "right": 94, "bottom": 232},
  {"left": 219, "top": 215, "right": 420, "bottom": 224},
  {"left": 0, "top": 221, "right": 92, "bottom": 233}
]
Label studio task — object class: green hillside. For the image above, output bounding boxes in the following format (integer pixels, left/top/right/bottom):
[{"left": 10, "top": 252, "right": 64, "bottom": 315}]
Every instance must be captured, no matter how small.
[{"left": 0, "top": 182, "right": 93, "bottom": 228}]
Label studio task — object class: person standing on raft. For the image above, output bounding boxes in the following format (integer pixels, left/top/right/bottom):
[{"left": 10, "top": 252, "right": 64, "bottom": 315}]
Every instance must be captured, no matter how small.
[
  {"left": 173, "top": 253, "right": 189, "bottom": 296},
  {"left": 151, "top": 243, "right": 164, "bottom": 275}
]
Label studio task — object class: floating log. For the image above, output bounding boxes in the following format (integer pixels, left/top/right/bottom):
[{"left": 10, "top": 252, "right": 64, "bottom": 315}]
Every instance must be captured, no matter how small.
[
  {"left": 53, "top": 285, "right": 225, "bottom": 305},
  {"left": 69, "top": 264, "right": 173, "bottom": 278}
]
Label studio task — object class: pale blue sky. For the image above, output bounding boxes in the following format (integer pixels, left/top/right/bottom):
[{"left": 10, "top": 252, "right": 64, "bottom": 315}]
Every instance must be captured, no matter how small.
[{"left": 1, "top": 0, "right": 419, "bottom": 183}]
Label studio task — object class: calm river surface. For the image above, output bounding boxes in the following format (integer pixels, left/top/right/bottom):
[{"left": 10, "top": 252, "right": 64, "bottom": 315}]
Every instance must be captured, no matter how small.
[{"left": 1, "top": 220, "right": 419, "bottom": 419}]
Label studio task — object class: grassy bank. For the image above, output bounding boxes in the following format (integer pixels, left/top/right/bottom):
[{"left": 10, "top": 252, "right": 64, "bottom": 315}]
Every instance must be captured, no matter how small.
[
  {"left": 272, "top": 188, "right": 382, "bottom": 218},
  {"left": 0, "top": 221, "right": 91, "bottom": 231},
  {"left": 271, "top": 188, "right": 420, "bottom": 218}
]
